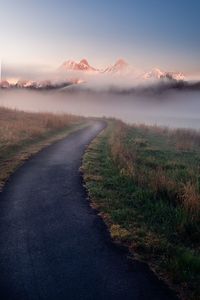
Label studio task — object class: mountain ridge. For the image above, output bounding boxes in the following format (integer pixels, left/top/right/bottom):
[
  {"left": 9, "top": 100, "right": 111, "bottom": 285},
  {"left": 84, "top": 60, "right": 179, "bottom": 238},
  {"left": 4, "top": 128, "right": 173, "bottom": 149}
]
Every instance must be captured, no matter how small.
[
  {"left": 59, "top": 58, "right": 185, "bottom": 81},
  {"left": 1, "top": 58, "right": 188, "bottom": 89}
]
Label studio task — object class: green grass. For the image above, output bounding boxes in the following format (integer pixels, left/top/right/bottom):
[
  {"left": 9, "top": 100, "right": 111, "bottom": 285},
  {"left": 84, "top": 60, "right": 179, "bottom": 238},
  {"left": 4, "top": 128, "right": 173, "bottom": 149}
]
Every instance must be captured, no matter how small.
[{"left": 83, "top": 121, "right": 200, "bottom": 300}]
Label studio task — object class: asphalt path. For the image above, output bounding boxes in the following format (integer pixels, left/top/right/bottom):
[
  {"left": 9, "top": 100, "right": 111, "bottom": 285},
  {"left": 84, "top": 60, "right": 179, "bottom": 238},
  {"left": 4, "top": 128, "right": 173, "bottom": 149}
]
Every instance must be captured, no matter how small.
[{"left": 0, "top": 121, "right": 178, "bottom": 300}]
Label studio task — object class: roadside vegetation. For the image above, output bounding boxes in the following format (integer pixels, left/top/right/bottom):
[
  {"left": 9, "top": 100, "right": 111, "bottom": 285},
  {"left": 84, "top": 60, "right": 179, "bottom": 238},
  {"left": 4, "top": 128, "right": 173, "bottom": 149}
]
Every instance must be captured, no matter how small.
[
  {"left": 0, "top": 106, "right": 86, "bottom": 189},
  {"left": 83, "top": 120, "right": 200, "bottom": 300}
]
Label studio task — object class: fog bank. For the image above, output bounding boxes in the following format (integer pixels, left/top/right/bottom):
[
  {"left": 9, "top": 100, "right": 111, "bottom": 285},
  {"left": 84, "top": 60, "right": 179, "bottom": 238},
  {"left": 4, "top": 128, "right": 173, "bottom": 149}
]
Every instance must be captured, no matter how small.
[{"left": 0, "top": 89, "right": 200, "bottom": 129}]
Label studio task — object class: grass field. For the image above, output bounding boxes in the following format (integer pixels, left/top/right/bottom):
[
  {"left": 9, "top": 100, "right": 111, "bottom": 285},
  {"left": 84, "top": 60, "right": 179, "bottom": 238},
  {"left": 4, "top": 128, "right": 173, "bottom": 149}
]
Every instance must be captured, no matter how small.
[
  {"left": 83, "top": 120, "right": 200, "bottom": 300},
  {"left": 0, "top": 107, "right": 86, "bottom": 189}
]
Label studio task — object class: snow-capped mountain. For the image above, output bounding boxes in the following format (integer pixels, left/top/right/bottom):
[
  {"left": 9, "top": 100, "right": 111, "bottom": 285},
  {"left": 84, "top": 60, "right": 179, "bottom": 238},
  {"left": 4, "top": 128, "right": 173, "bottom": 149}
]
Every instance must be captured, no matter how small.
[
  {"left": 1, "top": 59, "right": 187, "bottom": 91},
  {"left": 164, "top": 71, "right": 185, "bottom": 81},
  {"left": 143, "top": 68, "right": 185, "bottom": 81},
  {"left": 0, "top": 80, "right": 10, "bottom": 88},
  {"left": 60, "top": 59, "right": 97, "bottom": 72},
  {"left": 15, "top": 80, "right": 50, "bottom": 89},
  {"left": 0, "top": 79, "right": 72, "bottom": 90},
  {"left": 143, "top": 68, "right": 164, "bottom": 80},
  {"left": 16, "top": 80, "right": 37, "bottom": 88},
  {"left": 60, "top": 58, "right": 132, "bottom": 76},
  {"left": 60, "top": 59, "right": 186, "bottom": 81},
  {"left": 103, "top": 59, "right": 130, "bottom": 75},
  {"left": 59, "top": 58, "right": 186, "bottom": 81}
]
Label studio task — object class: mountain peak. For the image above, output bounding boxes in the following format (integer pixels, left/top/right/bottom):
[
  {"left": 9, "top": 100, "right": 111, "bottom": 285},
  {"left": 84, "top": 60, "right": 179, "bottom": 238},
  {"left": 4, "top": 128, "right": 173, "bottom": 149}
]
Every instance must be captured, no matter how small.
[
  {"left": 79, "top": 58, "right": 89, "bottom": 65},
  {"left": 0, "top": 80, "right": 10, "bottom": 88},
  {"left": 114, "top": 58, "right": 128, "bottom": 67},
  {"left": 143, "top": 68, "right": 185, "bottom": 81},
  {"left": 60, "top": 58, "right": 97, "bottom": 72},
  {"left": 59, "top": 59, "right": 185, "bottom": 82},
  {"left": 103, "top": 58, "right": 129, "bottom": 75}
]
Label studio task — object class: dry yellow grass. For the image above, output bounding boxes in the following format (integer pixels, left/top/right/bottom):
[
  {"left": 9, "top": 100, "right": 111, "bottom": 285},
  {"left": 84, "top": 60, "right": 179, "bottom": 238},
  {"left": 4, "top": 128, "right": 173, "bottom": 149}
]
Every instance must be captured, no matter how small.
[
  {"left": 0, "top": 107, "right": 82, "bottom": 151},
  {"left": 0, "top": 106, "right": 85, "bottom": 189},
  {"left": 181, "top": 181, "right": 200, "bottom": 219}
]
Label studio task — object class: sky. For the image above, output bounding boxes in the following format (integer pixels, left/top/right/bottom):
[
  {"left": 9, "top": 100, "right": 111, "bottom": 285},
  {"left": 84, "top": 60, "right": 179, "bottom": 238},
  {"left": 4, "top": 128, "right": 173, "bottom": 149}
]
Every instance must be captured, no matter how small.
[{"left": 1, "top": 0, "right": 200, "bottom": 75}]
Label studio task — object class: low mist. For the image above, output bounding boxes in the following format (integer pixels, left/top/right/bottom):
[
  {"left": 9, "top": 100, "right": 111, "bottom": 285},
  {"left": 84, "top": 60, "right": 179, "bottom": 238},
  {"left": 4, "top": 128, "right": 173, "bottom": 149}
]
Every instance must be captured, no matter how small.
[{"left": 0, "top": 89, "right": 200, "bottom": 129}]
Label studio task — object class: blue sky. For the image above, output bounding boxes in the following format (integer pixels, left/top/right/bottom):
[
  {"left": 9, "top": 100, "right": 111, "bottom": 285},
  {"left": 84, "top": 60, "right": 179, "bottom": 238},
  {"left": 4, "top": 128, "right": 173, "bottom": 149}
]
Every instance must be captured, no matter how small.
[{"left": 1, "top": 0, "right": 200, "bottom": 73}]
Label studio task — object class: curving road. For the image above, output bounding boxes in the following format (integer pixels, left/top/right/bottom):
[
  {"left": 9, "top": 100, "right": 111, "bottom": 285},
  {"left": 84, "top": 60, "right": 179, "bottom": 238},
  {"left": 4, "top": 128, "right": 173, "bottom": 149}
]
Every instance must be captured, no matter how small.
[{"left": 0, "top": 121, "right": 177, "bottom": 300}]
